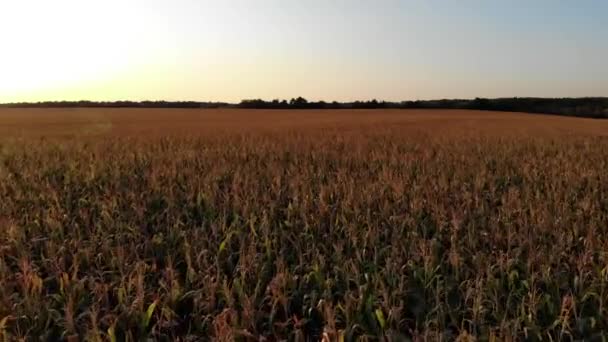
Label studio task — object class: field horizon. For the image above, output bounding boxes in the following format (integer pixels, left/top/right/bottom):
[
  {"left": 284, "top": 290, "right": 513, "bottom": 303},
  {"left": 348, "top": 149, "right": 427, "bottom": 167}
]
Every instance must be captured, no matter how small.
[{"left": 3, "top": 97, "right": 608, "bottom": 119}]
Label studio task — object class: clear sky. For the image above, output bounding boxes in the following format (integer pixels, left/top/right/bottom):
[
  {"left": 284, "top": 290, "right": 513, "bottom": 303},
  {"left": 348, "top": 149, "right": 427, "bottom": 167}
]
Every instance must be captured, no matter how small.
[{"left": 1, "top": 0, "right": 607, "bottom": 102}]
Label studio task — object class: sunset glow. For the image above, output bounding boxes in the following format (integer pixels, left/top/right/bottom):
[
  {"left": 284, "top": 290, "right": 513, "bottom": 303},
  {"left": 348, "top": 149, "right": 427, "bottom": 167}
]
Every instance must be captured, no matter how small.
[{"left": 1, "top": 0, "right": 607, "bottom": 102}]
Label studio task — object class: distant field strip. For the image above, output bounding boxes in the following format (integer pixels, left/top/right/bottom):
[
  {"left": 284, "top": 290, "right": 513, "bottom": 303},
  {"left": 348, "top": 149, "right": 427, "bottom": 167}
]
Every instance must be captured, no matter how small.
[{"left": 1, "top": 108, "right": 608, "bottom": 137}]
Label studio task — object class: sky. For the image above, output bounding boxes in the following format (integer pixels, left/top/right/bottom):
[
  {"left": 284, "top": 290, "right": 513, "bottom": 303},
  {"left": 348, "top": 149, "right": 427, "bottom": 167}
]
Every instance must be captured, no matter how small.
[{"left": 0, "top": 0, "right": 607, "bottom": 103}]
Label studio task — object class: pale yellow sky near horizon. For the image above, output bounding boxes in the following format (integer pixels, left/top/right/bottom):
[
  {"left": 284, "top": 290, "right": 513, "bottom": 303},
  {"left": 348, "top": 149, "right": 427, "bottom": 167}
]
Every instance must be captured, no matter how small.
[{"left": 1, "top": 0, "right": 607, "bottom": 103}]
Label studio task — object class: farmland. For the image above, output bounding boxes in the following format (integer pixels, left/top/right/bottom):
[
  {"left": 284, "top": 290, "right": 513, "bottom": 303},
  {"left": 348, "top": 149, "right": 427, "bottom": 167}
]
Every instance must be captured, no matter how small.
[{"left": 1, "top": 108, "right": 608, "bottom": 340}]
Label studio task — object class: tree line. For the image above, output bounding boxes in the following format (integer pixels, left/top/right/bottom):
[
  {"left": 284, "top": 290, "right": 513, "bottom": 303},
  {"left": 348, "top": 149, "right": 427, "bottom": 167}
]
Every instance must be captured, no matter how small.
[
  {"left": 239, "top": 97, "right": 608, "bottom": 118},
  {"left": 2, "top": 97, "right": 608, "bottom": 118}
]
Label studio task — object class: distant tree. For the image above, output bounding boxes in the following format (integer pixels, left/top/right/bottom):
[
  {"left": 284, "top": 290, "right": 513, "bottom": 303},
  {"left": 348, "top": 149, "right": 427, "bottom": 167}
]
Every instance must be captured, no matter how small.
[
  {"left": 472, "top": 97, "right": 491, "bottom": 110},
  {"left": 290, "top": 97, "right": 309, "bottom": 108},
  {"left": 289, "top": 96, "right": 308, "bottom": 109}
]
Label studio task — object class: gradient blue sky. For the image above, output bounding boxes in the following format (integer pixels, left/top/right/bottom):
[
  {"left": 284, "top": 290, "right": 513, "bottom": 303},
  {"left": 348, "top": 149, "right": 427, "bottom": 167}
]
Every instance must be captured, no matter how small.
[{"left": 1, "top": 0, "right": 607, "bottom": 102}]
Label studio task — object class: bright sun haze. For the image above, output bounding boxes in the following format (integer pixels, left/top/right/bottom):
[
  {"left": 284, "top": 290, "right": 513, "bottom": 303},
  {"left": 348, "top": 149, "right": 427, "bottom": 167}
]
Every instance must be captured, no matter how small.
[{"left": 1, "top": 0, "right": 607, "bottom": 102}]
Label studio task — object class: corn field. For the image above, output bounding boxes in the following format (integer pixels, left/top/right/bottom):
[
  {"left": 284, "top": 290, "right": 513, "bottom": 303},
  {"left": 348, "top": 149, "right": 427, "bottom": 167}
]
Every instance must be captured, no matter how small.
[{"left": 1, "top": 109, "right": 608, "bottom": 340}]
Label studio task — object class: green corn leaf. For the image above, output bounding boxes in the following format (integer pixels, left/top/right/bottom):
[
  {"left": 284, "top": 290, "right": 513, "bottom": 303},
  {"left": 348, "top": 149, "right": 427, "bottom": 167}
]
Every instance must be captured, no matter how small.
[
  {"left": 375, "top": 308, "right": 386, "bottom": 329},
  {"left": 219, "top": 232, "right": 235, "bottom": 253},
  {"left": 142, "top": 300, "right": 159, "bottom": 331},
  {"left": 107, "top": 324, "right": 117, "bottom": 342},
  {"left": 218, "top": 240, "right": 228, "bottom": 253}
]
